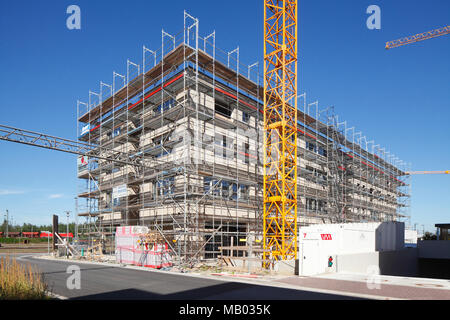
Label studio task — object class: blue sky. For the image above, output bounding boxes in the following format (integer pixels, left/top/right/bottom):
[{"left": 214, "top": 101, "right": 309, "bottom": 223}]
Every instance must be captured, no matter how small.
[{"left": 0, "top": 0, "right": 449, "bottom": 232}]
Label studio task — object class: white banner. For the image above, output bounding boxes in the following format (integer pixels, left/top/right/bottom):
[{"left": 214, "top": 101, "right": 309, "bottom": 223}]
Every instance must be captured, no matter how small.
[
  {"left": 77, "top": 156, "right": 88, "bottom": 172},
  {"left": 81, "top": 124, "right": 90, "bottom": 135}
]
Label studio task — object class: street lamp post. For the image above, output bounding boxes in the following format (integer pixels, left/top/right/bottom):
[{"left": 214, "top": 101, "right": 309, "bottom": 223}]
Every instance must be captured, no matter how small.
[
  {"left": 74, "top": 197, "right": 78, "bottom": 242},
  {"left": 43, "top": 231, "right": 50, "bottom": 255}
]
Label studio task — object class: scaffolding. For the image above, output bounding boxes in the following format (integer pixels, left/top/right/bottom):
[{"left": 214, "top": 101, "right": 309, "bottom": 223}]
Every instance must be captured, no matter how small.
[{"left": 75, "top": 12, "right": 410, "bottom": 266}]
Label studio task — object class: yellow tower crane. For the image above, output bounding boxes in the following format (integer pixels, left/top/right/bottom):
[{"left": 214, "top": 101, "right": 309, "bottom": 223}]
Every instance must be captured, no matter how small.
[
  {"left": 385, "top": 25, "right": 450, "bottom": 49},
  {"left": 263, "top": 0, "right": 298, "bottom": 264}
]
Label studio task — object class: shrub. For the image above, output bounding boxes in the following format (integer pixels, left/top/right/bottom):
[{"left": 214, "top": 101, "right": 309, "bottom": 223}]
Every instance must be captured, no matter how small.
[{"left": 0, "top": 257, "right": 49, "bottom": 299}]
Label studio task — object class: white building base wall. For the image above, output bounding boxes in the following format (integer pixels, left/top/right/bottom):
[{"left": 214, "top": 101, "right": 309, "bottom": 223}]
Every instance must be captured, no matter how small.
[{"left": 336, "top": 248, "right": 418, "bottom": 277}]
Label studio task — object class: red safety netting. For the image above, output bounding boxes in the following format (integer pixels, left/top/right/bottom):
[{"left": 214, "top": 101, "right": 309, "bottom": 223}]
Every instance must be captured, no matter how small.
[{"left": 115, "top": 226, "right": 172, "bottom": 269}]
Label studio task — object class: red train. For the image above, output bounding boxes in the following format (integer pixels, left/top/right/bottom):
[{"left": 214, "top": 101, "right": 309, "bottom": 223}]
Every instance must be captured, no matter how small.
[
  {"left": 0, "top": 231, "right": 73, "bottom": 238},
  {"left": 22, "top": 232, "right": 40, "bottom": 238},
  {"left": 40, "top": 231, "right": 73, "bottom": 238},
  {"left": 0, "top": 231, "right": 21, "bottom": 238}
]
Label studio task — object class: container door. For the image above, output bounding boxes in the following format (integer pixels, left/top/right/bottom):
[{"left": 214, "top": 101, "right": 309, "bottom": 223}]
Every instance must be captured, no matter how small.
[{"left": 300, "top": 240, "right": 320, "bottom": 276}]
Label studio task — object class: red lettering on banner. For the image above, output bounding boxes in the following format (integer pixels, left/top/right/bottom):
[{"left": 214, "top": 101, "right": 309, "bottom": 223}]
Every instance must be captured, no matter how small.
[{"left": 320, "top": 234, "right": 332, "bottom": 240}]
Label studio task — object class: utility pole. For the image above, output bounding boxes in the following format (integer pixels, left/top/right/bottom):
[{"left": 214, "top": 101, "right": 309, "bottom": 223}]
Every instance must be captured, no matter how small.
[
  {"left": 5, "top": 209, "right": 9, "bottom": 238},
  {"left": 65, "top": 211, "right": 70, "bottom": 258}
]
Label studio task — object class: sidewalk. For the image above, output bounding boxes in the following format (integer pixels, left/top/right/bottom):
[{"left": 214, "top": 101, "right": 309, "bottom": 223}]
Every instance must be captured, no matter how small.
[{"left": 275, "top": 273, "right": 450, "bottom": 300}]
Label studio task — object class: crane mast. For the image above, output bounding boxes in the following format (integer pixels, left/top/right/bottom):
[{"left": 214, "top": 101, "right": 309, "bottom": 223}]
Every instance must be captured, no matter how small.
[
  {"left": 263, "top": 0, "right": 298, "bottom": 264},
  {"left": 0, "top": 124, "right": 147, "bottom": 169},
  {"left": 406, "top": 171, "right": 449, "bottom": 175}
]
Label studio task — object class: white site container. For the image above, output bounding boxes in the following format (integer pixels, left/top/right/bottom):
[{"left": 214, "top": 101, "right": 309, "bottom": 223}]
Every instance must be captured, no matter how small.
[{"left": 298, "top": 221, "right": 405, "bottom": 276}]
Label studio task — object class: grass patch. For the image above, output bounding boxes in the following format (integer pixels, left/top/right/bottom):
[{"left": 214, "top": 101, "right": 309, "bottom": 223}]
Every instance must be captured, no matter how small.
[
  {"left": 0, "top": 257, "right": 49, "bottom": 300},
  {"left": 0, "top": 238, "right": 49, "bottom": 244}
]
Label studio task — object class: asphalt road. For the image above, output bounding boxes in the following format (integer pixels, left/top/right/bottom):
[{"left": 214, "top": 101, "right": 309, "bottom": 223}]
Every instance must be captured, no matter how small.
[{"left": 3, "top": 253, "right": 362, "bottom": 300}]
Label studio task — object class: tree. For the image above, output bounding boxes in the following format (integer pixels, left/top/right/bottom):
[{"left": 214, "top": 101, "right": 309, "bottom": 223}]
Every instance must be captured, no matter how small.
[
  {"left": 0, "top": 219, "right": 7, "bottom": 233},
  {"left": 422, "top": 232, "right": 437, "bottom": 240}
]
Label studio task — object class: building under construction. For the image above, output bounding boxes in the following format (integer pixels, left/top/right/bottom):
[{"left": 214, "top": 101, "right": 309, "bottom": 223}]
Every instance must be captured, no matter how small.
[{"left": 76, "top": 13, "right": 411, "bottom": 262}]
